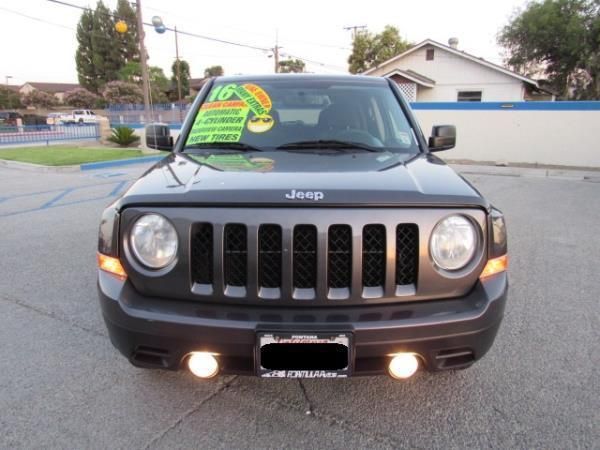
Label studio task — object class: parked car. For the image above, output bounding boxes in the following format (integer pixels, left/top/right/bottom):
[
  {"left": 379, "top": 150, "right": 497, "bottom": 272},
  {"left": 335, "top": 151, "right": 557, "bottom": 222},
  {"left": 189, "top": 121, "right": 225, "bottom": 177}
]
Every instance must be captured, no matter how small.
[
  {"left": 22, "top": 114, "right": 51, "bottom": 130},
  {"left": 0, "top": 111, "right": 23, "bottom": 127},
  {"left": 97, "top": 74, "right": 508, "bottom": 380},
  {"left": 46, "top": 112, "right": 63, "bottom": 125},
  {"left": 60, "top": 109, "right": 97, "bottom": 125}
]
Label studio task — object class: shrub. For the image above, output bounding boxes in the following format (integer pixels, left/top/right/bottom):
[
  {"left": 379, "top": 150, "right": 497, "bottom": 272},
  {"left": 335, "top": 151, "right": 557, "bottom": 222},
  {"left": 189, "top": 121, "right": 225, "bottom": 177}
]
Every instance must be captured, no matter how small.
[
  {"left": 0, "top": 87, "right": 22, "bottom": 109},
  {"left": 21, "top": 90, "right": 58, "bottom": 108},
  {"left": 102, "top": 81, "right": 143, "bottom": 105},
  {"left": 64, "top": 88, "right": 101, "bottom": 108},
  {"left": 107, "top": 126, "right": 140, "bottom": 147}
]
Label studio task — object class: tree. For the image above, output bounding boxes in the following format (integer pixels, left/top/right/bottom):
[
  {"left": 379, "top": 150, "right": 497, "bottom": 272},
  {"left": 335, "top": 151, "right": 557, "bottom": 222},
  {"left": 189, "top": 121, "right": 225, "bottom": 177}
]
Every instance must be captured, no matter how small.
[
  {"left": 64, "top": 88, "right": 101, "bottom": 108},
  {"left": 102, "top": 81, "right": 143, "bottom": 104},
  {"left": 114, "top": 0, "right": 139, "bottom": 63},
  {"left": 22, "top": 90, "right": 58, "bottom": 108},
  {"left": 204, "top": 65, "right": 224, "bottom": 77},
  {"left": 118, "top": 62, "right": 169, "bottom": 103},
  {"left": 75, "top": 1, "right": 128, "bottom": 93},
  {"left": 0, "top": 87, "right": 22, "bottom": 109},
  {"left": 117, "top": 61, "right": 142, "bottom": 83},
  {"left": 498, "top": 0, "right": 600, "bottom": 99},
  {"left": 171, "top": 59, "right": 191, "bottom": 100},
  {"left": 149, "top": 66, "right": 169, "bottom": 103},
  {"left": 278, "top": 58, "right": 305, "bottom": 73},
  {"left": 75, "top": 7, "right": 98, "bottom": 92},
  {"left": 348, "top": 26, "right": 412, "bottom": 74},
  {"left": 91, "top": 1, "right": 123, "bottom": 88}
]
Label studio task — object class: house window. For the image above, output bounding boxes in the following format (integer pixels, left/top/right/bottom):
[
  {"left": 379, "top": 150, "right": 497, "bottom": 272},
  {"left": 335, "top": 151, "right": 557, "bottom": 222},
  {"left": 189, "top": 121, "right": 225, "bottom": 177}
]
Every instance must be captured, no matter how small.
[
  {"left": 426, "top": 48, "right": 434, "bottom": 61},
  {"left": 396, "top": 82, "right": 417, "bottom": 102},
  {"left": 457, "top": 91, "right": 482, "bottom": 102}
]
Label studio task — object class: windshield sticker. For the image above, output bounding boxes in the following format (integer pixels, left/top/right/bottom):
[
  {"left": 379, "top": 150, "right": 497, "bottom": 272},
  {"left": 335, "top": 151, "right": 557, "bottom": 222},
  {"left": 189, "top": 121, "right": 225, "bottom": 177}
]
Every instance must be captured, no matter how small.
[
  {"left": 186, "top": 83, "right": 274, "bottom": 144},
  {"left": 188, "top": 154, "right": 275, "bottom": 172},
  {"left": 397, "top": 131, "right": 412, "bottom": 146},
  {"left": 247, "top": 114, "right": 274, "bottom": 133}
]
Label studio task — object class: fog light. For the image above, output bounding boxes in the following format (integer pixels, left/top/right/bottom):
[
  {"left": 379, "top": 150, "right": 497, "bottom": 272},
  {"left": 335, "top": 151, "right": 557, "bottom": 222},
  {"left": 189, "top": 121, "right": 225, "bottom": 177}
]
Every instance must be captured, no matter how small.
[
  {"left": 388, "top": 353, "right": 419, "bottom": 379},
  {"left": 187, "top": 352, "right": 219, "bottom": 379}
]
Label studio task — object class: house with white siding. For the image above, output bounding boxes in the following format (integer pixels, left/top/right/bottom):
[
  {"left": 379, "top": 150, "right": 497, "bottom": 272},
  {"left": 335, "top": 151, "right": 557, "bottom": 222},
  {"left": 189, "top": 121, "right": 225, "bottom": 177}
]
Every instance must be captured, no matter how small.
[{"left": 363, "top": 38, "right": 554, "bottom": 102}]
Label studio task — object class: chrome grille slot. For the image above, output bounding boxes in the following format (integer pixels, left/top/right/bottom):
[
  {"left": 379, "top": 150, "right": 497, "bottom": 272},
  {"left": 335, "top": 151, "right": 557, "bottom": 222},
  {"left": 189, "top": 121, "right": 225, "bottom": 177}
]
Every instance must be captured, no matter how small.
[
  {"left": 396, "top": 224, "right": 419, "bottom": 286},
  {"left": 191, "top": 223, "right": 213, "bottom": 288},
  {"left": 362, "top": 225, "right": 386, "bottom": 297},
  {"left": 258, "top": 225, "right": 282, "bottom": 299},
  {"left": 223, "top": 224, "right": 247, "bottom": 295},
  {"left": 292, "top": 225, "right": 317, "bottom": 299},
  {"left": 328, "top": 225, "right": 352, "bottom": 299}
]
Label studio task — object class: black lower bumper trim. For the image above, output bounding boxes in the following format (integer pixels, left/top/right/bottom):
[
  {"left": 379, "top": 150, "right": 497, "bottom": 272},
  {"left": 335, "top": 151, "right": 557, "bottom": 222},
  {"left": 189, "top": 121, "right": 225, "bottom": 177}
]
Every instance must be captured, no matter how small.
[{"left": 98, "top": 271, "right": 508, "bottom": 376}]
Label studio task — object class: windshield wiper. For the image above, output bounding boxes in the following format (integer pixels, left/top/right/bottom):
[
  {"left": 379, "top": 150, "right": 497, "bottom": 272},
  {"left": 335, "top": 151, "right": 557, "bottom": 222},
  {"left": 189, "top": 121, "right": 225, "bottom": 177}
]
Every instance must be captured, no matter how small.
[
  {"left": 183, "top": 142, "right": 265, "bottom": 152},
  {"left": 276, "top": 139, "right": 382, "bottom": 152}
]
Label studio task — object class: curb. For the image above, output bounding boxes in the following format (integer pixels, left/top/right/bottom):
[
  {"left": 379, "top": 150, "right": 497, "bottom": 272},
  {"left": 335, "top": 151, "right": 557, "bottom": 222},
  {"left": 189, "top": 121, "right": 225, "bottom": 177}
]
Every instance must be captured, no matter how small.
[
  {"left": 0, "top": 159, "right": 81, "bottom": 173},
  {"left": 0, "top": 155, "right": 164, "bottom": 173},
  {"left": 79, "top": 155, "right": 164, "bottom": 171},
  {"left": 451, "top": 163, "right": 600, "bottom": 181}
]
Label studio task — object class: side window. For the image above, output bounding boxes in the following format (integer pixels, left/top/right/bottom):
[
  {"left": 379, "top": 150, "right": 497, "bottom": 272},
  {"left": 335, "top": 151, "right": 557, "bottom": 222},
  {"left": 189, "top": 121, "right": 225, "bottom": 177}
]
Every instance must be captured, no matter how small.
[
  {"left": 380, "top": 96, "right": 413, "bottom": 148},
  {"left": 426, "top": 48, "right": 434, "bottom": 61},
  {"left": 457, "top": 91, "right": 482, "bottom": 102},
  {"left": 368, "top": 97, "right": 386, "bottom": 142}
]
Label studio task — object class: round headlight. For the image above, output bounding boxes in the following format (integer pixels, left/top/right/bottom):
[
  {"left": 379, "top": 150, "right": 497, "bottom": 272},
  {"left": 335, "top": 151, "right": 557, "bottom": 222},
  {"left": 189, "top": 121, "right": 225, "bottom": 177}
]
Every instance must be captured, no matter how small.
[
  {"left": 130, "top": 214, "right": 178, "bottom": 269},
  {"left": 430, "top": 215, "right": 477, "bottom": 271}
]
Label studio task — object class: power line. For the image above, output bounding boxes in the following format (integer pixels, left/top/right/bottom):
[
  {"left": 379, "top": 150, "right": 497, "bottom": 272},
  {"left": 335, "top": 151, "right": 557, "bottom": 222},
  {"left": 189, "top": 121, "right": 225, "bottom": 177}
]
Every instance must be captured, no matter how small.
[
  {"left": 46, "top": 0, "right": 345, "bottom": 71},
  {"left": 47, "top": 0, "right": 270, "bottom": 51},
  {"left": 343, "top": 25, "right": 367, "bottom": 39},
  {"left": 0, "top": 5, "right": 73, "bottom": 31}
]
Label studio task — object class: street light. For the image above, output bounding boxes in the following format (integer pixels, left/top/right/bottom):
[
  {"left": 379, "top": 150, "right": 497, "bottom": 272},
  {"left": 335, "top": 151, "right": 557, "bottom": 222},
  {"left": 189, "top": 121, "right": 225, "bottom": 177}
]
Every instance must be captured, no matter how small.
[
  {"left": 5, "top": 75, "right": 13, "bottom": 87},
  {"left": 152, "top": 16, "right": 182, "bottom": 102}
]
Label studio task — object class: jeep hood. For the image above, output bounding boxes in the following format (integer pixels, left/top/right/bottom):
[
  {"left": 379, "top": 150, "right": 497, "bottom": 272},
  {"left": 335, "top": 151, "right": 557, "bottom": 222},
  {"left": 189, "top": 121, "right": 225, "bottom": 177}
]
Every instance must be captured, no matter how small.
[{"left": 117, "top": 152, "right": 488, "bottom": 209}]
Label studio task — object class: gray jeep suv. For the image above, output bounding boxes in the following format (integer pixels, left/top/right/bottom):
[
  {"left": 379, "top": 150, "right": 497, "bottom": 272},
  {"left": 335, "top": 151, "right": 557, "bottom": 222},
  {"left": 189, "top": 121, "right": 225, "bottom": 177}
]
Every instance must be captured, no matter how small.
[{"left": 97, "top": 74, "right": 508, "bottom": 379}]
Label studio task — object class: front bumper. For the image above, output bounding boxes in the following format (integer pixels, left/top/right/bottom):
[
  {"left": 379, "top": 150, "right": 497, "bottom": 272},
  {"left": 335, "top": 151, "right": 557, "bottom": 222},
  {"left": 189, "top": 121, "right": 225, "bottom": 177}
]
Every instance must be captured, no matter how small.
[{"left": 98, "top": 271, "right": 507, "bottom": 376}]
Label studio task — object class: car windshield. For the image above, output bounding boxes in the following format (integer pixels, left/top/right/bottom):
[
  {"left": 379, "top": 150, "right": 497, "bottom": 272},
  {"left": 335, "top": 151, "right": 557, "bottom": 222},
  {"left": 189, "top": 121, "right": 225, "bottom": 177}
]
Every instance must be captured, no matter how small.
[{"left": 183, "top": 78, "right": 421, "bottom": 154}]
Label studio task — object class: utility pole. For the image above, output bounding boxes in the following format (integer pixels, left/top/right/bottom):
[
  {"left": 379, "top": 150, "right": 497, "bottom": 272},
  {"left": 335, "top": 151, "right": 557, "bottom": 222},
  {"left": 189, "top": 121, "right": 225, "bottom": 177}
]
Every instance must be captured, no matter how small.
[
  {"left": 343, "top": 25, "right": 367, "bottom": 39},
  {"left": 135, "top": 0, "right": 151, "bottom": 114},
  {"left": 174, "top": 26, "right": 182, "bottom": 102},
  {"left": 272, "top": 29, "right": 281, "bottom": 73},
  {"left": 273, "top": 45, "right": 281, "bottom": 73}
]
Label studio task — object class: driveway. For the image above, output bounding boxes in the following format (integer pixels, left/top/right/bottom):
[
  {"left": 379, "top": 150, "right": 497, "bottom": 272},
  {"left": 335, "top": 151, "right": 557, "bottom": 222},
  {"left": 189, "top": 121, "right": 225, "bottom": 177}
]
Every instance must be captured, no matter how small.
[{"left": 0, "top": 162, "right": 598, "bottom": 449}]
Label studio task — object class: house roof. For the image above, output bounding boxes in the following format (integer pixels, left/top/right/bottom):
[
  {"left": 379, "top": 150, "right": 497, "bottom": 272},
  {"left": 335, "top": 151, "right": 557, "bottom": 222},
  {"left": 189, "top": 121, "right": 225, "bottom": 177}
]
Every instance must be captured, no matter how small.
[
  {"left": 3, "top": 84, "right": 20, "bottom": 92},
  {"left": 384, "top": 69, "right": 435, "bottom": 87},
  {"left": 189, "top": 78, "right": 208, "bottom": 90},
  {"left": 24, "top": 82, "right": 80, "bottom": 93},
  {"left": 363, "top": 39, "right": 539, "bottom": 88}
]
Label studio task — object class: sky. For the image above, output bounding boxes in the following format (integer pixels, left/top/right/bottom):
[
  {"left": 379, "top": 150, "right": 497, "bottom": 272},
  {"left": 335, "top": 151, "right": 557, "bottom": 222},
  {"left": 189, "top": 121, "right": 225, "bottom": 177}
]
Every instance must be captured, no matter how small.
[{"left": 0, "top": 0, "right": 528, "bottom": 86}]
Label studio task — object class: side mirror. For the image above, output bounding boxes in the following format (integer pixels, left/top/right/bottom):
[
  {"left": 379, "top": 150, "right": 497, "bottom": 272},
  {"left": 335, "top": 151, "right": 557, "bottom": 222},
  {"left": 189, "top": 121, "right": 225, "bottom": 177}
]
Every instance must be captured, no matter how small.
[
  {"left": 145, "top": 124, "right": 173, "bottom": 151},
  {"left": 428, "top": 125, "right": 456, "bottom": 152}
]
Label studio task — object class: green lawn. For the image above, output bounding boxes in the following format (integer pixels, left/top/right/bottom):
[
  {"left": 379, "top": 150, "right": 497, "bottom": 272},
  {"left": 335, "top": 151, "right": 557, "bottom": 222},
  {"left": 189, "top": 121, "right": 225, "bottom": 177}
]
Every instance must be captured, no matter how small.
[{"left": 0, "top": 146, "right": 145, "bottom": 166}]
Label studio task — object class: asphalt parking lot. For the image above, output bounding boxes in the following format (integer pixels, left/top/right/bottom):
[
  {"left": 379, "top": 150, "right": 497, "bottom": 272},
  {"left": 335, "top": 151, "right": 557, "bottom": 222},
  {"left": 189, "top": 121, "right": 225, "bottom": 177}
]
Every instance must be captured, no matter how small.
[{"left": 0, "top": 161, "right": 598, "bottom": 449}]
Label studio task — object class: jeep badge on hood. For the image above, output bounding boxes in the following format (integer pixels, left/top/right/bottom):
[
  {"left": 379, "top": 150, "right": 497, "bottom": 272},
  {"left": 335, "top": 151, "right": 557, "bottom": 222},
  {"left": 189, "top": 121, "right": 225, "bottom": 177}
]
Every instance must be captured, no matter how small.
[{"left": 285, "top": 189, "right": 324, "bottom": 201}]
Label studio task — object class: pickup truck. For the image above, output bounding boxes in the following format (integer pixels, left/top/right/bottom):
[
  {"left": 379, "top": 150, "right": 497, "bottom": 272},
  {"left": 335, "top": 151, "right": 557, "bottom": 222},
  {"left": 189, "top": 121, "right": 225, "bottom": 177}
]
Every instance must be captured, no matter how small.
[
  {"left": 97, "top": 74, "right": 508, "bottom": 380},
  {"left": 59, "top": 109, "right": 98, "bottom": 124}
]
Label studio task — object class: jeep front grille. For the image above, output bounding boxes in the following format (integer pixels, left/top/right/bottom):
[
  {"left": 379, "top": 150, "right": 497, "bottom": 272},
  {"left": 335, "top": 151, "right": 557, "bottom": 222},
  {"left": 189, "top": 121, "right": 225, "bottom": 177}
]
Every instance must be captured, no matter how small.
[{"left": 190, "top": 221, "right": 419, "bottom": 303}]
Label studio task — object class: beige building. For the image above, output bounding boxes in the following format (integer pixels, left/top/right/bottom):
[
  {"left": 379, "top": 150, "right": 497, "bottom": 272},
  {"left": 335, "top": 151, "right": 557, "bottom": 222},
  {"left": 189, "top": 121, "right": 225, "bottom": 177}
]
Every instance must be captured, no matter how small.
[
  {"left": 363, "top": 39, "right": 554, "bottom": 102},
  {"left": 19, "top": 82, "right": 81, "bottom": 103}
]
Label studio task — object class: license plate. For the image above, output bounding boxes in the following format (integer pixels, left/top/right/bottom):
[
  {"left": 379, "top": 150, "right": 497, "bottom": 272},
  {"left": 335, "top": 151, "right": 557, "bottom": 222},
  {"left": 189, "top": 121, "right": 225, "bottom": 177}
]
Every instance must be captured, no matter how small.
[{"left": 257, "top": 332, "right": 351, "bottom": 378}]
